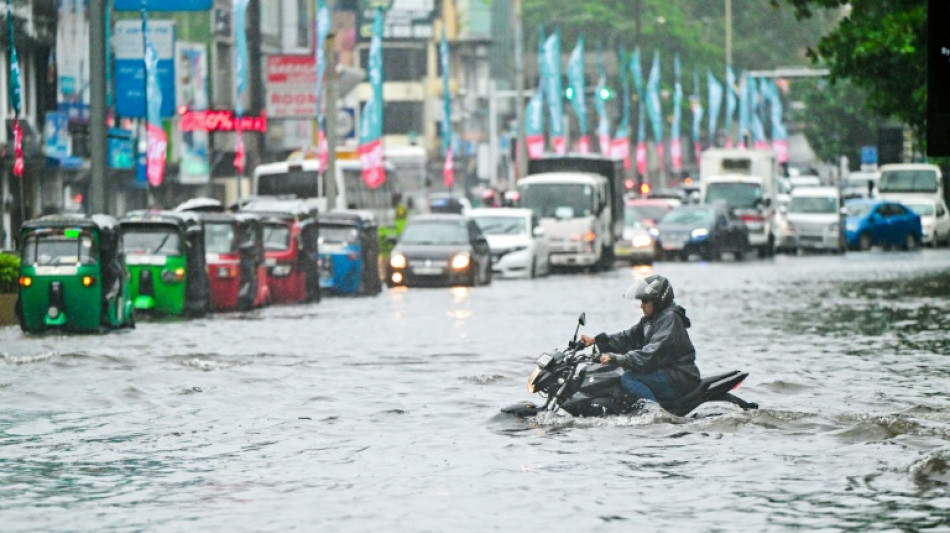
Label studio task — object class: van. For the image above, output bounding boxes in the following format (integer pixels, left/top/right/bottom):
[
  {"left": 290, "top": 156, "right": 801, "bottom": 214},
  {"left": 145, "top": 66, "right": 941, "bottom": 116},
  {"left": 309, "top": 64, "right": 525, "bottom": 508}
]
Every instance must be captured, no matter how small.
[
  {"left": 700, "top": 173, "right": 775, "bottom": 257},
  {"left": 785, "top": 186, "right": 845, "bottom": 254}
]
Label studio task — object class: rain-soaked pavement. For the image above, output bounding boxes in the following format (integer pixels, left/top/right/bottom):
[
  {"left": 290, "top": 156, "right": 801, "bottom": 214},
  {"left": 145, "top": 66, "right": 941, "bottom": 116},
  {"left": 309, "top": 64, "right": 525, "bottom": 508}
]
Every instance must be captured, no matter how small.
[{"left": 3, "top": 249, "right": 950, "bottom": 531}]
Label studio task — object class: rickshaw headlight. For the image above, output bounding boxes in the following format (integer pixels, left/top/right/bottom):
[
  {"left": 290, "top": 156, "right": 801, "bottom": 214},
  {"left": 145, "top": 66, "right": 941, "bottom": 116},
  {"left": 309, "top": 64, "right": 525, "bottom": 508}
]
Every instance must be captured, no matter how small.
[
  {"left": 391, "top": 272, "right": 403, "bottom": 284},
  {"left": 390, "top": 253, "right": 407, "bottom": 269},
  {"left": 81, "top": 275, "right": 96, "bottom": 287},
  {"left": 271, "top": 264, "right": 293, "bottom": 276},
  {"left": 451, "top": 253, "right": 470, "bottom": 270},
  {"left": 216, "top": 266, "right": 237, "bottom": 278},
  {"left": 19, "top": 276, "right": 32, "bottom": 287},
  {"left": 161, "top": 268, "right": 186, "bottom": 283}
]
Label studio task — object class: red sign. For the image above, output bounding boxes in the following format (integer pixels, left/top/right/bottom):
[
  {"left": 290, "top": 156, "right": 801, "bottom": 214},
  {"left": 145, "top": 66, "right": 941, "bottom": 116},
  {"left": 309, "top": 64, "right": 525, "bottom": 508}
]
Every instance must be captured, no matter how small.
[
  {"left": 358, "top": 139, "right": 385, "bottom": 189},
  {"left": 146, "top": 122, "right": 167, "bottom": 187},
  {"left": 179, "top": 110, "right": 267, "bottom": 132}
]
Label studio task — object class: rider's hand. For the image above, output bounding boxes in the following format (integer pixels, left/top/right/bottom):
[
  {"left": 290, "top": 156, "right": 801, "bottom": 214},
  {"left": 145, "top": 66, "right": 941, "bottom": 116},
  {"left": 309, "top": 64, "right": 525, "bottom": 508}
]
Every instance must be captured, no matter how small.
[
  {"left": 579, "top": 334, "right": 595, "bottom": 347},
  {"left": 599, "top": 354, "right": 613, "bottom": 365}
]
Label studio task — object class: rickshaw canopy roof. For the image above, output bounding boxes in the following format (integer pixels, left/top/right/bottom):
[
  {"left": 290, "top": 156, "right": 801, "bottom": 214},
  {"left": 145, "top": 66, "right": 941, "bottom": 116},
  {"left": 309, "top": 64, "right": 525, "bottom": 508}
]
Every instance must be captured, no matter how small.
[
  {"left": 175, "top": 197, "right": 225, "bottom": 213},
  {"left": 21, "top": 213, "right": 120, "bottom": 236},
  {"left": 319, "top": 209, "right": 378, "bottom": 229},
  {"left": 121, "top": 210, "right": 204, "bottom": 231}
]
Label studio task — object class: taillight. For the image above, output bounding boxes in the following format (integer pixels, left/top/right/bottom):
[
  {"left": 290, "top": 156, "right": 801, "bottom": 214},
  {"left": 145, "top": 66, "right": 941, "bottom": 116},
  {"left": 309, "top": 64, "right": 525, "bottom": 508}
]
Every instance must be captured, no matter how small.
[
  {"left": 740, "top": 214, "right": 765, "bottom": 223},
  {"left": 19, "top": 276, "right": 32, "bottom": 287},
  {"left": 81, "top": 275, "right": 97, "bottom": 287}
]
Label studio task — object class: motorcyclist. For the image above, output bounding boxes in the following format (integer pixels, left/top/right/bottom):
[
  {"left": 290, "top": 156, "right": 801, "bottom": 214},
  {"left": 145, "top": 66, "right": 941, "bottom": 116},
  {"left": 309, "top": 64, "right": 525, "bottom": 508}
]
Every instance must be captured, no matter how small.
[{"left": 578, "top": 274, "right": 700, "bottom": 406}]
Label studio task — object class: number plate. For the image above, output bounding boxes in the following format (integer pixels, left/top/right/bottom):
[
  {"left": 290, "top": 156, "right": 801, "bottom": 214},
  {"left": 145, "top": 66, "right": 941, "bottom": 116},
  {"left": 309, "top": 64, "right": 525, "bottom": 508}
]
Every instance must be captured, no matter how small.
[
  {"left": 536, "top": 353, "right": 553, "bottom": 367},
  {"left": 413, "top": 266, "right": 443, "bottom": 275}
]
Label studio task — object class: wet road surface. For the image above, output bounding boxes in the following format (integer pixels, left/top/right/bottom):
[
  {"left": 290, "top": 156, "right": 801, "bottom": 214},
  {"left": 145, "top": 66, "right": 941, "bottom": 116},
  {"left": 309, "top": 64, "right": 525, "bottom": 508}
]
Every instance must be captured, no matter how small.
[{"left": 3, "top": 249, "right": 950, "bottom": 531}]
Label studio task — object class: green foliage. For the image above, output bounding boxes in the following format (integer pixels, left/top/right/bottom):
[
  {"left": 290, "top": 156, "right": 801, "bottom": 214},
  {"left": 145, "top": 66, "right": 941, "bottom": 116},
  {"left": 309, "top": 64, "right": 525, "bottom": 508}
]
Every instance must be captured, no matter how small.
[
  {"left": 0, "top": 252, "right": 20, "bottom": 293},
  {"left": 782, "top": 0, "right": 927, "bottom": 149},
  {"left": 789, "top": 79, "right": 880, "bottom": 169}
]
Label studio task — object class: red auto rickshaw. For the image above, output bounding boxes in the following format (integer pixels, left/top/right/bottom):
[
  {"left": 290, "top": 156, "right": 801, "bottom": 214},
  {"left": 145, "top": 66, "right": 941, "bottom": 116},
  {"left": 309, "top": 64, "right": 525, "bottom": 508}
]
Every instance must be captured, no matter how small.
[
  {"left": 200, "top": 212, "right": 271, "bottom": 311},
  {"left": 240, "top": 198, "right": 321, "bottom": 304}
]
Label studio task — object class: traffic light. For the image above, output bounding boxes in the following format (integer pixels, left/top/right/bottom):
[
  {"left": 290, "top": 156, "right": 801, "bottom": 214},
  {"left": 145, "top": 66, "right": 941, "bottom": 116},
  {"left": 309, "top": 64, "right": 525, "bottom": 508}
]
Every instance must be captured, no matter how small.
[
  {"left": 564, "top": 87, "right": 575, "bottom": 101},
  {"left": 598, "top": 87, "right": 613, "bottom": 101}
]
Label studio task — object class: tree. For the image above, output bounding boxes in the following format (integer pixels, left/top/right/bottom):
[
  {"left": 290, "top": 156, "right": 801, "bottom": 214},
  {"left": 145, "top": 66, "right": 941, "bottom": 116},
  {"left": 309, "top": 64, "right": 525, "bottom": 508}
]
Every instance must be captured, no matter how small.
[
  {"left": 789, "top": 78, "right": 880, "bottom": 169},
  {"left": 778, "top": 0, "right": 927, "bottom": 148}
]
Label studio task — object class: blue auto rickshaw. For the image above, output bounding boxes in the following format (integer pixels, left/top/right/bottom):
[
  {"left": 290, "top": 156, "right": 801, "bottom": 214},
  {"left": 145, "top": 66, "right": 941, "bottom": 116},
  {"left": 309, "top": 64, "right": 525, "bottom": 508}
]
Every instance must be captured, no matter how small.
[{"left": 318, "top": 210, "right": 382, "bottom": 296}]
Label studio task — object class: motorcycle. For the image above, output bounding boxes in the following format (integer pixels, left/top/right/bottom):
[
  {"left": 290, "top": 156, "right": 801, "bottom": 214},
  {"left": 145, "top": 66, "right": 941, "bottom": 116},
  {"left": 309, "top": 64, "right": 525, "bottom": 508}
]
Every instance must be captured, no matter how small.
[{"left": 501, "top": 313, "right": 759, "bottom": 418}]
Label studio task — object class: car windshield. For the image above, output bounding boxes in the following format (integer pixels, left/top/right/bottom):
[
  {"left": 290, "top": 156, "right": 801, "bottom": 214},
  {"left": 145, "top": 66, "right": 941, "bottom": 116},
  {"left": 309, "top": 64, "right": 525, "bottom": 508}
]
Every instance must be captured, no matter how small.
[
  {"left": 662, "top": 208, "right": 715, "bottom": 225},
  {"left": 320, "top": 225, "right": 360, "bottom": 244},
  {"left": 123, "top": 228, "right": 181, "bottom": 255},
  {"left": 905, "top": 203, "right": 935, "bottom": 216},
  {"left": 846, "top": 203, "right": 874, "bottom": 218},
  {"left": 22, "top": 232, "right": 96, "bottom": 265},
  {"left": 878, "top": 169, "right": 939, "bottom": 194},
  {"left": 400, "top": 220, "right": 469, "bottom": 245},
  {"left": 204, "top": 222, "right": 237, "bottom": 254},
  {"left": 789, "top": 196, "right": 838, "bottom": 214},
  {"left": 705, "top": 182, "right": 763, "bottom": 209},
  {"left": 519, "top": 183, "right": 594, "bottom": 219},
  {"left": 472, "top": 216, "right": 527, "bottom": 236},
  {"left": 626, "top": 204, "right": 669, "bottom": 223},
  {"left": 262, "top": 223, "right": 292, "bottom": 251}
]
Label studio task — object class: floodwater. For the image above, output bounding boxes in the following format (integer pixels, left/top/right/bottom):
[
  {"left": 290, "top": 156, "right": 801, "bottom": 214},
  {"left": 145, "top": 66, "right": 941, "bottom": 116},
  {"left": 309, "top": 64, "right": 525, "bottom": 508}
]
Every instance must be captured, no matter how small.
[{"left": 3, "top": 250, "right": 950, "bottom": 531}]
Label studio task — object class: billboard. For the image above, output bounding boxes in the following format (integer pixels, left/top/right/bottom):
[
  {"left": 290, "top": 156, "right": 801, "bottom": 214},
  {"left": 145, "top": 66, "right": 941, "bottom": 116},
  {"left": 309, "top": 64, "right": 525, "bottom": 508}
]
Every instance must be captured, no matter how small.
[
  {"left": 56, "top": 0, "right": 90, "bottom": 123},
  {"left": 265, "top": 55, "right": 317, "bottom": 118},
  {"left": 113, "top": 19, "right": 177, "bottom": 118},
  {"left": 114, "top": 0, "right": 212, "bottom": 11}
]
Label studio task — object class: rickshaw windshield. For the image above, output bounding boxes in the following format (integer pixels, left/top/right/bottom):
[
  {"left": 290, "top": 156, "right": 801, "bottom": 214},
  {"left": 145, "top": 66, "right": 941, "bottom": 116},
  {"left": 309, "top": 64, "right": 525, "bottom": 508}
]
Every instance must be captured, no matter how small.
[
  {"left": 205, "top": 222, "right": 237, "bottom": 254},
  {"left": 123, "top": 228, "right": 182, "bottom": 256},
  {"left": 22, "top": 232, "right": 96, "bottom": 265},
  {"left": 319, "top": 225, "right": 359, "bottom": 245},
  {"left": 263, "top": 223, "right": 292, "bottom": 251}
]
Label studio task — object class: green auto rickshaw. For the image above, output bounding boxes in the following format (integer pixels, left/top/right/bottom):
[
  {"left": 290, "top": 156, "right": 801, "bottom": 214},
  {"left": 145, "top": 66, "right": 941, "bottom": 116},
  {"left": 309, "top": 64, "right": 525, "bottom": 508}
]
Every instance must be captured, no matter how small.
[
  {"left": 120, "top": 210, "right": 211, "bottom": 317},
  {"left": 16, "top": 214, "right": 134, "bottom": 333}
]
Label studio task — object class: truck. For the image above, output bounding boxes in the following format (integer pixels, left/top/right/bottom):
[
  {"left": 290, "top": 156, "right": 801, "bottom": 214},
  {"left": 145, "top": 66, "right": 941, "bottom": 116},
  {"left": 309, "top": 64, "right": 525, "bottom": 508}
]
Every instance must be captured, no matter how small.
[
  {"left": 519, "top": 154, "right": 625, "bottom": 270},
  {"left": 699, "top": 149, "right": 780, "bottom": 257}
]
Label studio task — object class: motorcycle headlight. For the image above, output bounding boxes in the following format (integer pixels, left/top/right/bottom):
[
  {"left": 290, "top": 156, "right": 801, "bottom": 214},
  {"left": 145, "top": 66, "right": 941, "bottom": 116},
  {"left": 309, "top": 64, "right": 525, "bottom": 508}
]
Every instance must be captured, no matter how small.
[
  {"left": 527, "top": 366, "right": 542, "bottom": 393},
  {"left": 390, "top": 253, "right": 407, "bottom": 269},
  {"left": 691, "top": 228, "right": 709, "bottom": 239},
  {"left": 451, "top": 253, "right": 470, "bottom": 270}
]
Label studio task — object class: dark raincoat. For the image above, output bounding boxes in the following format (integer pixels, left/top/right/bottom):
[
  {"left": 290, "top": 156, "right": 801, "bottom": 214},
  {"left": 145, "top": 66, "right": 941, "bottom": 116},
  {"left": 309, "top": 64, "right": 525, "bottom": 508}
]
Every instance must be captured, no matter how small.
[{"left": 593, "top": 303, "right": 701, "bottom": 397}]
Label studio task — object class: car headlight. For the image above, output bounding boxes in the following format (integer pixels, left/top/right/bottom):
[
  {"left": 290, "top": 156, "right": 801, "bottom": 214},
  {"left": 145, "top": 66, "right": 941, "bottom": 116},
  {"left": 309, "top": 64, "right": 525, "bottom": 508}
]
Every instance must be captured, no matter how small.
[
  {"left": 390, "top": 253, "right": 407, "bottom": 269},
  {"left": 647, "top": 227, "right": 659, "bottom": 238},
  {"left": 691, "top": 228, "right": 708, "bottom": 239},
  {"left": 846, "top": 221, "right": 858, "bottom": 231},
  {"left": 632, "top": 235, "right": 653, "bottom": 248},
  {"left": 451, "top": 253, "right": 470, "bottom": 270}
]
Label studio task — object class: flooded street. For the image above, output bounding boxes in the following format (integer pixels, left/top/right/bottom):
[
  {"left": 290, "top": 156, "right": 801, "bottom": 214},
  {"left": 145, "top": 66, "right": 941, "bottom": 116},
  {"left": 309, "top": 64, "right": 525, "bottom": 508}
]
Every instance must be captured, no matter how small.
[{"left": 3, "top": 250, "right": 950, "bottom": 531}]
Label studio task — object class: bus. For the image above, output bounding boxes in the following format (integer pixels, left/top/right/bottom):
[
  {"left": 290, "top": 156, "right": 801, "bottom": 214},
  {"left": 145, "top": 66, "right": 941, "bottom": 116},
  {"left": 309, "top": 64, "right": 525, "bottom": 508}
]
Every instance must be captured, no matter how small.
[{"left": 252, "top": 155, "right": 397, "bottom": 225}]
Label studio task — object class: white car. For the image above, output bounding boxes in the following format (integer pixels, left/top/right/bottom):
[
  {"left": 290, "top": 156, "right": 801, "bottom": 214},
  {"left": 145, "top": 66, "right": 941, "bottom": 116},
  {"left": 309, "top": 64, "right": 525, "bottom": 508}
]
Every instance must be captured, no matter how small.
[
  {"left": 902, "top": 198, "right": 950, "bottom": 247},
  {"left": 470, "top": 208, "right": 550, "bottom": 278}
]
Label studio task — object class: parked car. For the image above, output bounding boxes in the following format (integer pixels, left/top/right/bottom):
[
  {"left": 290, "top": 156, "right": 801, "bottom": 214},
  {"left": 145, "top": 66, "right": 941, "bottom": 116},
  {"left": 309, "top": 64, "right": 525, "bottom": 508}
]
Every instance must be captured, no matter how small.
[
  {"left": 844, "top": 199, "right": 922, "bottom": 251},
  {"left": 387, "top": 214, "right": 492, "bottom": 287},
  {"left": 469, "top": 208, "right": 549, "bottom": 278},
  {"left": 614, "top": 209, "right": 657, "bottom": 265},
  {"left": 901, "top": 198, "right": 950, "bottom": 247},
  {"left": 655, "top": 204, "right": 749, "bottom": 261}
]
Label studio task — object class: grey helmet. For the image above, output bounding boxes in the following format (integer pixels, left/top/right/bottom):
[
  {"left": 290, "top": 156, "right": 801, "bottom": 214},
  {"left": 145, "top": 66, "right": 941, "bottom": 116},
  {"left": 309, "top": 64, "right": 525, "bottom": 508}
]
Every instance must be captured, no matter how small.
[{"left": 623, "top": 274, "right": 674, "bottom": 308}]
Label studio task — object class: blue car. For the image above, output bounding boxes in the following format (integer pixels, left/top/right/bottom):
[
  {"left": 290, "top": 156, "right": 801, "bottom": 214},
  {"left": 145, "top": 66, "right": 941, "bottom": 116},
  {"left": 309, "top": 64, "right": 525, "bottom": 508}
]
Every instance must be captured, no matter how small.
[
  {"left": 318, "top": 210, "right": 382, "bottom": 296},
  {"left": 844, "top": 199, "right": 922, "bottom": 251}
]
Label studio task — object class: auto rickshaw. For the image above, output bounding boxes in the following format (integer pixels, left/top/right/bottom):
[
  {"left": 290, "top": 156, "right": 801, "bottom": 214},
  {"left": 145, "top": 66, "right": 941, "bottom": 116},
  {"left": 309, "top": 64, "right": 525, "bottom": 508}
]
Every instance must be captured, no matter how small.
[
  {"left": 318, "top": 210, "right": 382, "bottom": 296},
  {"left": 120, "top": 210, "right": 211, "bottom": 317},
  {"left": 240, "top": 198, "right": 321, "bottom": 304},
  {"left": 199, "top": 212, "right": 270, "bottom": 311},
  {"left": 16, "top": 214, "right": 134, "bottom": 333}
]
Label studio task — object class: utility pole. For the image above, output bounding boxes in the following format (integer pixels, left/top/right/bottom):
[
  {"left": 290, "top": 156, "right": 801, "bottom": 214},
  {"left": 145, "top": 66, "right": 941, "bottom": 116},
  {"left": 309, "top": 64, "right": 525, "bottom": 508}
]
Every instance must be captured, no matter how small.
[
  {"left": 325, "top": 31, "right": 337, "bottom": 210},
  {"left": 89, "top": 0, "right": 107, "bottom": 214},
  {"left": 725, "top": 0, "right": 733, "bottom": 66},
  {"left": 514, "top": 0, "right": 526, "bottom": 182}
]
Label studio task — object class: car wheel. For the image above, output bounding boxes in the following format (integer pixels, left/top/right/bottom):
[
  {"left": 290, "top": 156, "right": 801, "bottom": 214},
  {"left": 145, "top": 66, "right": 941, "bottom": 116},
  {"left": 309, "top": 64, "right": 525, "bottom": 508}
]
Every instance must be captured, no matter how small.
[
  {"left": 858, "top": 232, "right": 872, "bottom": 251},
  {"left": 903, "top": 232, "right": 919, "bottom": 251}
]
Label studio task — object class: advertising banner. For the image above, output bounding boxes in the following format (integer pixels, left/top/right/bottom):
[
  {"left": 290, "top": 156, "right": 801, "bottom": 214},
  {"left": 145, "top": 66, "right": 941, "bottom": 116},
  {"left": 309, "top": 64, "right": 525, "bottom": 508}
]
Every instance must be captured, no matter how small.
[
  {"left": 176, "top": 42, "right": 209, "bottom": 184},
  {"left": 671, "top": 53, "right": 683, "bottom": 172},
  {"left": 56, "top": 0, "right": 90, "bottom": 122},
  {"left": 115, "top": 0, "right": 212, "bottom": 11},
  {"left": 358, "top": 7, "right": 385, "bottom": 189},
  {"left": 266, "top": 56, "right": 317, "bottom": 118},
  {"left": 114, "top": 19, "right": 176, "bottom": 118},
  {"left": 542, "top": 31, "right": 564, "bottom": 154},
  {"left": 567, "top": 35, "right": 587, "bottom": 152}
]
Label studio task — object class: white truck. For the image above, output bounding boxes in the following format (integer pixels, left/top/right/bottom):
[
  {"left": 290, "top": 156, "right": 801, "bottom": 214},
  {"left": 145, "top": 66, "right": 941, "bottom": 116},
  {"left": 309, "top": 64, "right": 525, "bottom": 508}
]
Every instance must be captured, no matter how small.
[
  {"left": 699, "top": 149, "right": 779, "bottom": 257},
  {"left": 518, "top": 172, "right": 615, "bottom": 270}
]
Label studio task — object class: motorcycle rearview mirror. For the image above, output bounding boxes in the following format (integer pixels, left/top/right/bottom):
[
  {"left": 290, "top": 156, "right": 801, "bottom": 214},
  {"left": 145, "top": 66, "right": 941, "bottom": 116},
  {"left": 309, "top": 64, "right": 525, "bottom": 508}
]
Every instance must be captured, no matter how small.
[{"left": 571, "top": 312, "right": 586, "bottom": 346}]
